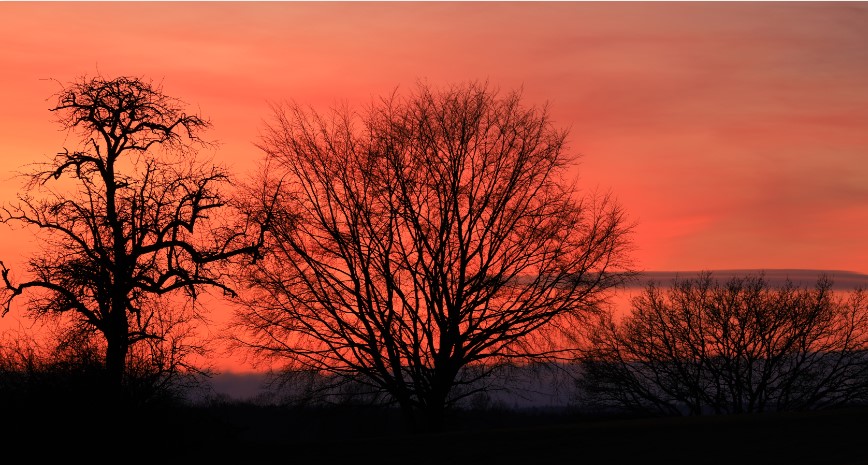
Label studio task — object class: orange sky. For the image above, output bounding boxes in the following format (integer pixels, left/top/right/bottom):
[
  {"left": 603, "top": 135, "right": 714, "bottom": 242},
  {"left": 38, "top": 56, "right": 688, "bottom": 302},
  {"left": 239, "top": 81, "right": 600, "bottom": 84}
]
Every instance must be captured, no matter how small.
[{"left": 2, "top": 2, "right": 867, "bottom": 370}]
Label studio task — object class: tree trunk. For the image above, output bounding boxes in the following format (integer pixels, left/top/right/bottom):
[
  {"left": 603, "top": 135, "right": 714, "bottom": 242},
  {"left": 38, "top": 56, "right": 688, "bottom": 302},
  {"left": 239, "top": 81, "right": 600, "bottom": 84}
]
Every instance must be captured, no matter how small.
[
  {"left": 420, "top": 374, "right": 454, "bottom": 432},
  {"left": 104, "top": 306, "right": 129, "bottom": 405}
]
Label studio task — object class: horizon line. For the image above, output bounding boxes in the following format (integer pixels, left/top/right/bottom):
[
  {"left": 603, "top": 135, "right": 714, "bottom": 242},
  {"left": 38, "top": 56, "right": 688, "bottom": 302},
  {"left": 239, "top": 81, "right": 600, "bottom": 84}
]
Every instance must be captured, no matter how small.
[
  {"left": 624, "top": 268, "right": 868, "bottom": 288},
  {"left": 634, "top": 268, "right": 867, "bottom": 276}
]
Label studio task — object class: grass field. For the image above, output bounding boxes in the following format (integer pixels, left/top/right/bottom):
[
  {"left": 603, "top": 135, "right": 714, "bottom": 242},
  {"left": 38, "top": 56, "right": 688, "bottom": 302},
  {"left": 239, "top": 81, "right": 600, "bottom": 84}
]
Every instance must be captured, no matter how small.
[
  {"left": 5, "top": 401, "right": 868, "bottom": 464},
  {"left": 208, "top": 406, "right": 868, "bottom": 465}
]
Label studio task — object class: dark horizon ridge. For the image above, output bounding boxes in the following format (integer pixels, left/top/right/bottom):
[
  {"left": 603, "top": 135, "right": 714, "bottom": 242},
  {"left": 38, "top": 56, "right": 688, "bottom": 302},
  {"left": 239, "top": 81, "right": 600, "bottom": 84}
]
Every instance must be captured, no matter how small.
[{"left": 628, "top": 268, "right": 868, "bottom": 289}]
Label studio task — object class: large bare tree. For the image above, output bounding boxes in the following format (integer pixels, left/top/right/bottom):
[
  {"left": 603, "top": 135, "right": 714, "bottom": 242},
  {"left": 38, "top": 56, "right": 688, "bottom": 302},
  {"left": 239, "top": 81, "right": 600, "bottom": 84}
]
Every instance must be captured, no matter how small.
[
  {"left": 233, "top": 81, "right": 634, "bottom": 429},
  {"left": 0, "top": 75, "right": 267, "bottom": 403},
  {"left": 578, "top": 272, "right": 868, "bottom": 416}
]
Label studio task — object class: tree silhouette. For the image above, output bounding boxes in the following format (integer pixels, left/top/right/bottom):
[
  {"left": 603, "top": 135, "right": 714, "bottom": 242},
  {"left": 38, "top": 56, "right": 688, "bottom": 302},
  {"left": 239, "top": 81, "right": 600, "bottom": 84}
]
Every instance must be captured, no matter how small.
[
  {"left": 233, "top": 81, "right": 634, "bottom": 430},
  {"left": 0, "top": 75, "right": 268, "bottom": 404},
  {"left": 578, "top": 272, "right": 868, "bottom": 416}
]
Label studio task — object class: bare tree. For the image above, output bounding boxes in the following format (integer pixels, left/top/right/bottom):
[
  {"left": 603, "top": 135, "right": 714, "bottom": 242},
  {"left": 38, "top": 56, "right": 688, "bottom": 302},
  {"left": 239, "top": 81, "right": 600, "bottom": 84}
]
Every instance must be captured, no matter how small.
[
  {"left": 578, "top": 272, "right": 868, "bottom": 416},
  {"left": 0, "top": 75, "right": 267, "bottom": 403},
  {"left": 233, "top": 81, "right": 634, "bottom": 430}
]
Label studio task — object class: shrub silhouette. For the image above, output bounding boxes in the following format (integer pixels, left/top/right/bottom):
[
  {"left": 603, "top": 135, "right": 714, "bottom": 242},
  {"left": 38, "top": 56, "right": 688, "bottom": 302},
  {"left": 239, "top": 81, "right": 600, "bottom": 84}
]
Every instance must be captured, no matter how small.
[{"left": 578, "top": 271, "right": 868, "bottom": 415}]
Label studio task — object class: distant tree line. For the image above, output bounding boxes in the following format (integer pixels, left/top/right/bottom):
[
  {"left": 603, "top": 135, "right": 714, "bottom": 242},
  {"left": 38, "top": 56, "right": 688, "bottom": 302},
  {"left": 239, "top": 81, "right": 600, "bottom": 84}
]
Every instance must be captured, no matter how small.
[
  {"left": 577, "top": 272, "right": 868, "bottom": 416},
  {"left": 0, "top": 74, "right": 866, "bottom": 432}
]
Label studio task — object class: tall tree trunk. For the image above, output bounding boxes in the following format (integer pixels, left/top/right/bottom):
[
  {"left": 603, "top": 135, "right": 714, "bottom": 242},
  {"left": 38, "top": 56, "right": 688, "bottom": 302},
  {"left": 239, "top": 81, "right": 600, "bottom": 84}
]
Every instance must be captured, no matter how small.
[{"left": 104, "top": 304, "right": 129, "bottom": 405}]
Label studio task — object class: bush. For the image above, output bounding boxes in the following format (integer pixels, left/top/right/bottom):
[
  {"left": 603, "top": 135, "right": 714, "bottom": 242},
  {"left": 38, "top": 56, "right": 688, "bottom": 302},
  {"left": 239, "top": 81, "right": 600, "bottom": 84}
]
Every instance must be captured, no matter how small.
[{"left": 578, "top": 272, "right": 868, "bottom": 415}]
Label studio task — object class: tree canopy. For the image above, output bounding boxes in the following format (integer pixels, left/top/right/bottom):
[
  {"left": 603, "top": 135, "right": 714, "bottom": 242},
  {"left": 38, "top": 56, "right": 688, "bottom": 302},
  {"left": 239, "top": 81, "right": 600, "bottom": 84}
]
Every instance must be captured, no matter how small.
[
  {"left": 232, "top": 81, "right": 634, "bottom": 429},
  {"left": 0, "top": 75, "right": 268, "bottom": 403}
]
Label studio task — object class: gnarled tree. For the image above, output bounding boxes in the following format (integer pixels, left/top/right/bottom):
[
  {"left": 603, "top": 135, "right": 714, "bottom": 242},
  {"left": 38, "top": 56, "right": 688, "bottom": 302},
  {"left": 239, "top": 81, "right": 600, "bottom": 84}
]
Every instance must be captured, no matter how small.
[
  {"left": 0, "top": 75, "right": 267, "bottom": 403},
  {"left": 233, "top": 81, "right": 634, "bottom": 430}
]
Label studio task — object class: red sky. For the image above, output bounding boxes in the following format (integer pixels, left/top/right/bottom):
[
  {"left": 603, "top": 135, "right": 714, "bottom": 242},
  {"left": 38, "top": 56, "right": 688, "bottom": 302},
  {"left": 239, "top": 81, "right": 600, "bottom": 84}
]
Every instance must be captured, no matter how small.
[{"left": 2, "top": 2, "right": 867, "bottom": 370}]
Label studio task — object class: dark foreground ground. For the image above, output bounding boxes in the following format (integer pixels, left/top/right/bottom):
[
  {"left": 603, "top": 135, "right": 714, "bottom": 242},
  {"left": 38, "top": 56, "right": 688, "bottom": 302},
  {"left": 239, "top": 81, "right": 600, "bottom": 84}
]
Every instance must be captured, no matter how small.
[{"left": 4, "top": 402, "right": 868, "bottom": 464}]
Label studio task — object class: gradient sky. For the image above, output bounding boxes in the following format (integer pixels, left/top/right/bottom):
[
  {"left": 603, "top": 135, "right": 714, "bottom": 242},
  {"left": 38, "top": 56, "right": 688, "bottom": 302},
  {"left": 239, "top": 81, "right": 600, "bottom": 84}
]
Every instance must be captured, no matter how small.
[{"left": 2, "top": 2, "right": 867, "bottom": 370}]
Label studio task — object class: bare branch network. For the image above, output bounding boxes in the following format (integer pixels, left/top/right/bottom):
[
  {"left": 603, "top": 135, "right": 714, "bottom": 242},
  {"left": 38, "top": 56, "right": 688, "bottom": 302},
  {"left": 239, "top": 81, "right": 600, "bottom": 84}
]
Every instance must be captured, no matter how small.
[
  {"left": 0, "top": 75, "right": 269, "bottom": 400},
  {"left": 231, "top": 81, "right": 635, "bottom": 428}
]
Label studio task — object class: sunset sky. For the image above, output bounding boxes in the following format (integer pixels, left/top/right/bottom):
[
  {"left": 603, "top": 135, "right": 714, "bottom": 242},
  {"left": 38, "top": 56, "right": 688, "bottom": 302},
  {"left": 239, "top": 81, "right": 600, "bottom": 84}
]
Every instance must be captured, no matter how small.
[{"left": 1, "top": 2, "right": 867, "bottom": 370}]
